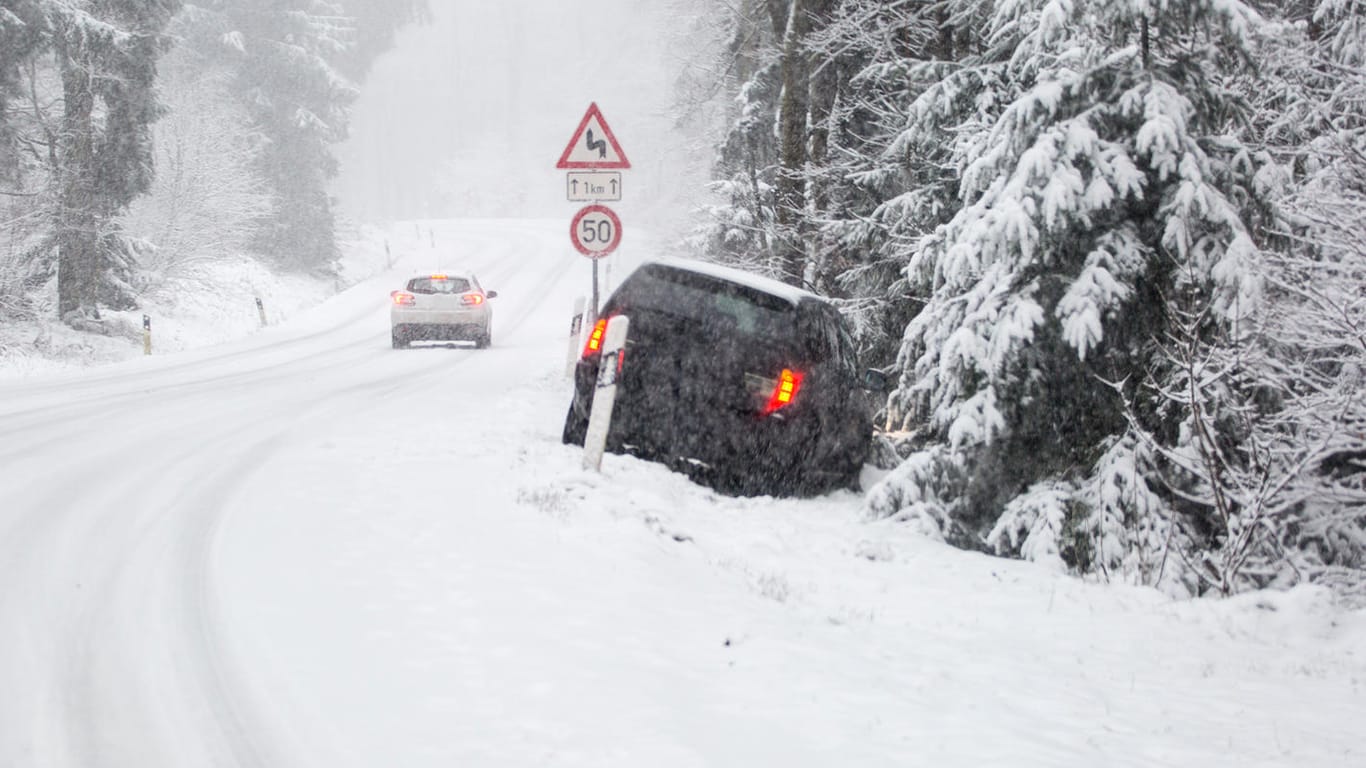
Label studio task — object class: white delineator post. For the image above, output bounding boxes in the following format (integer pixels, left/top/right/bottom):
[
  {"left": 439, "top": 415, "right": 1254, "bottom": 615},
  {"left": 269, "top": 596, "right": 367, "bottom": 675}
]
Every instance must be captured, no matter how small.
[
  {"left": 583, "top": 315, "right": 629, "bottom": 472},
  {"left": 565, "top": 296, "right": 586, "bottom": 377}
]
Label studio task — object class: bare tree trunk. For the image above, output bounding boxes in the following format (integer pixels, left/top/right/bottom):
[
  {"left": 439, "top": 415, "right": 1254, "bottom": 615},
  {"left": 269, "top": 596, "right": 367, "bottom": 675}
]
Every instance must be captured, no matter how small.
[
  {"left": 765, "top": 0, "right": 790, "bottom": 39},
  {"left": 775, "top": 0, "right": 810, "bottom": 286},
  {"left": 806, "top": 0, "right": 837, "bottom": 291},
  {"left": 935, "top": 4, "right": 954, "bottom": 61},
  {"left": 56, "top": 45, "right": 99, "bottom": 323}
]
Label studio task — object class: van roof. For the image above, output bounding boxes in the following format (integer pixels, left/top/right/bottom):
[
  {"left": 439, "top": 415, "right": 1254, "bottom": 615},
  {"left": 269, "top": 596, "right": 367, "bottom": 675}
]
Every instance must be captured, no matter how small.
[{"left": 650, "top": 258, "right": 820, "bottom": 306}]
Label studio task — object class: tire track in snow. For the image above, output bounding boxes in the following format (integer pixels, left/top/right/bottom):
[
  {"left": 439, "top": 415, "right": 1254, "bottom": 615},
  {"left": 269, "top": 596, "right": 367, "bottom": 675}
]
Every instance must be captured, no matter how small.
[{"left": 0, "top": 222, "right": 576, "bottom": 766}]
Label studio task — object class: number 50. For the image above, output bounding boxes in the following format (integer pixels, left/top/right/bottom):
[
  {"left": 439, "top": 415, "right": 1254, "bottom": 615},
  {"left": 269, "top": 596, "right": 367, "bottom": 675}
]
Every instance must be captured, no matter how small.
[{"left": 581, "top": 219, "right": 613, "bottom": 243}]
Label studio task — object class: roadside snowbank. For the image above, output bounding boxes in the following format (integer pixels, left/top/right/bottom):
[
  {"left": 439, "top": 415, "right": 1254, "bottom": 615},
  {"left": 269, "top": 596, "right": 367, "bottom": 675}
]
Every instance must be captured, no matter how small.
[{"left": 0, "top": 222, "right": 392, "bottom": 381}]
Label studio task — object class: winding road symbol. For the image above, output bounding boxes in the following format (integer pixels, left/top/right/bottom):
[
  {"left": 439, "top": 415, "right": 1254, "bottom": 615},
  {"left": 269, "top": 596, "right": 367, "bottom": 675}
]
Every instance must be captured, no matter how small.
[
  {"left": 556, "top": 102, "right": 631, "bottom": 169},
  {"left": 586, "top": 129, "right": 607, "bottom": 159}
]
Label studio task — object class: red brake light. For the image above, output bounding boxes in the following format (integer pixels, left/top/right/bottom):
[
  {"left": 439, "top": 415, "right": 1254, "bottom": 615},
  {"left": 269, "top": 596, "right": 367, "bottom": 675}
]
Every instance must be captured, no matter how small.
[
  {"left": 582, "top": 318, "right": 608, "bottom": 357},
  {"left": 762, "top": 369, "right": 803, "bottom": 414},
  {"left": 391, "top": 290, "right": 415, "bottom": 306},
  {"left": 461, "top": 292, "right": 485, "bottom": 306}
]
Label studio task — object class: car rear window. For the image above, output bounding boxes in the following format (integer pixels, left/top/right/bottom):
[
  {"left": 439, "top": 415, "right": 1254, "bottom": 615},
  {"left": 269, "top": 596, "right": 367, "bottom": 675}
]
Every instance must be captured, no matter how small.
[
  {"left": 407, "top": 276, "right": 471, "bottom": 294},
  {"left": 614, "top": 264, "right": 796, "bottom": 341}
]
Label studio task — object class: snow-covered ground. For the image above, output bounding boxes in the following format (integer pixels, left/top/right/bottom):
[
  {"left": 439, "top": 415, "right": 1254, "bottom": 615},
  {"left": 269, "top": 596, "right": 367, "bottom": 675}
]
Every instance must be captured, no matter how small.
[{"left": 0, "top": 220, "right": 1362, "bottom": 767}]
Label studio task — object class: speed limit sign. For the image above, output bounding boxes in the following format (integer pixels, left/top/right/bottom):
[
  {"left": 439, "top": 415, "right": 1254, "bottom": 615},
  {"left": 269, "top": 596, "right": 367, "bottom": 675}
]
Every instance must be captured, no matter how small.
[{"left": 569, "top": 204, "right": 622, "bottom": 259}]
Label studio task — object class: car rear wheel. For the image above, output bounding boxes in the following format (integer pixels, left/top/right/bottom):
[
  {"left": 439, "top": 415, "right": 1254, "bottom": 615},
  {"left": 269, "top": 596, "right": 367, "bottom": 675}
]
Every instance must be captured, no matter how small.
[{"left": 561, "top": 404, "right": 588, "bottom": 445}]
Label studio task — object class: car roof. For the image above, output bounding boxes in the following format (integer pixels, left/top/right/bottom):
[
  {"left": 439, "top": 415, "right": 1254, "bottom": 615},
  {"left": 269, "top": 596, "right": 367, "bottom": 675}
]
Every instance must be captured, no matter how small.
[{"left": 647, "top": 258, "right": 819, "bottom": 306}]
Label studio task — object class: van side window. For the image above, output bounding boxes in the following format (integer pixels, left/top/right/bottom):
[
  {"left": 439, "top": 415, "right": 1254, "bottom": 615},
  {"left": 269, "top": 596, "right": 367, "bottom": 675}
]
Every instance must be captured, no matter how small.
[
  {"left": 823, "top": 306, "right": 859, "bottom": 379},
  {"left": 835, "top": 321, "right": 859, "bottom": 378}
]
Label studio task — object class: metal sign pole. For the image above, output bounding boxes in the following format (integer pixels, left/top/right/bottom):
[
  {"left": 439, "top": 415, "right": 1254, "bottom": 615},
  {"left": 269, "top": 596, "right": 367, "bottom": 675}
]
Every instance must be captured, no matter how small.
[{"left": 592, "top": 259, "right": 600, "bottom": 316}]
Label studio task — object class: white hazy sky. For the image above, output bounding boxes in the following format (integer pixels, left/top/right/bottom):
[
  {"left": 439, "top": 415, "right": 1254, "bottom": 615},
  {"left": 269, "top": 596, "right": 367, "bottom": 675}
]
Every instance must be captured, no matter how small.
[{"left": 334, "top": 1, "right": 716, "bottom": 238}]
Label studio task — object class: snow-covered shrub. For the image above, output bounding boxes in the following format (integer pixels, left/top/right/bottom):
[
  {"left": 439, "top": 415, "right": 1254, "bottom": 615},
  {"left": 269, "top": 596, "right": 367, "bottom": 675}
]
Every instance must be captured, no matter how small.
[
  {"left": 864, "top": 445, "right": 967, "bottom": 544},
  {"left": 120, "top": 50, "right": 272, "bottom": 284},
  {"left": 987, "top": 481, "right": 1077, "bottom": 572}
]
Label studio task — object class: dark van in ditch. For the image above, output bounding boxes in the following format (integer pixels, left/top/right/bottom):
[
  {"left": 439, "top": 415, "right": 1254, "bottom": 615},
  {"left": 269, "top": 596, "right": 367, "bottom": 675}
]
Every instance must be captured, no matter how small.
[{"left": 562, "top": 258, "right": 884, "bottom": 496}]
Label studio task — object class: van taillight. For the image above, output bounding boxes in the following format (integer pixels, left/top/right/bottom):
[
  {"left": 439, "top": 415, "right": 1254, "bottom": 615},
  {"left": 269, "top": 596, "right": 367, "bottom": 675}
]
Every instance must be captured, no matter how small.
[
  {"left": 765, "top": 369, "right": 803, "bottom": 413},
  {"left": 391, "top": 290, "right": 415, "bottom": 306},
  {"left": 582, "top": 318, "right": 608, "bottom": 357},
  {"left": 747, "top": 369, "right": 804, "bottom": 414},
  {"left": 461, "top": 292, "right": 485, "bottom": 306}
]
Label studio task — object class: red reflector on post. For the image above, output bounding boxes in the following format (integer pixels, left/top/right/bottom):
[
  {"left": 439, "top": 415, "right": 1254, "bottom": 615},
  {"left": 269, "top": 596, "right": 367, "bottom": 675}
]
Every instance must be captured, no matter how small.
[
  {"left": 583, "top": 318, "right": 608, "bottom": 356},
  {"left": 763, "top": 369, "right": 803, "bottom": 414}
]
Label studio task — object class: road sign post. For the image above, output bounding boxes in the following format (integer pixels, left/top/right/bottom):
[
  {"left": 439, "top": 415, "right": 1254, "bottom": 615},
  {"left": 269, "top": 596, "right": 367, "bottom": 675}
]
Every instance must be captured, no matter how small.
[
  {"left": 569, "top": 204, "right": 623, "bottom": 313},
  {"left": 558, "top": 103, "right": 630, "bottom": 318}
]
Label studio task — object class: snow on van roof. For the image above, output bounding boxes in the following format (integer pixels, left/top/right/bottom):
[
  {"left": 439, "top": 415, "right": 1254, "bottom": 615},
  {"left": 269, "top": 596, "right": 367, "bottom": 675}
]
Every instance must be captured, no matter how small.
[{"left": 650, "top": 258, "right": 820, "bottom": 305}]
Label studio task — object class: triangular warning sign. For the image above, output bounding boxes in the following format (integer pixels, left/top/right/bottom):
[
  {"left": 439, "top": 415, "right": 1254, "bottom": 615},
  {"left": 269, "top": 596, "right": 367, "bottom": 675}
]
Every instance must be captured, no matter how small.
[{"left": 556, "top": 102, "right": 631, "bottom": 170}]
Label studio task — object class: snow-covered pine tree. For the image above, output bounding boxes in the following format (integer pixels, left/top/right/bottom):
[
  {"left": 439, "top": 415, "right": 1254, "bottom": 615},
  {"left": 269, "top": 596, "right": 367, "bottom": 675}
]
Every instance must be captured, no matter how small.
[
  {"left": 0, "top": 0, "right": 52, "bottom": 321},
  {"left": 0, "top": 1, "right": 47, "bottom": 190},
  {"left": 176, "top": 1, "right": 358, "bottom": 273},
  {"left": 47, "top": 0, "right": 181, "bottom": 325},
  {"left": 164, "top": 1, "right": 426, "bottom": 275},
  {"left": 1168, "top": 0, "right": 1366, "bottom": 600},
  {"left": 690, "top": 0, "right": 785, "bottom": 274},
  {"left": 865, "top": 0, "right": 1270, "bottom": 595},
  {"left": 805, "top": 0, "right": 979, "bottom": 378}
]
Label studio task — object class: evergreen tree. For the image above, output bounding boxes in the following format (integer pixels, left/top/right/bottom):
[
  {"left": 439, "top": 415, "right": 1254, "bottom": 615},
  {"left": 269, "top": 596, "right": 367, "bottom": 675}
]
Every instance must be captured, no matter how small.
[
  {"left": 806, "top": 0, "right": 972, "bottom": 369},
  {"left": 692, "top": 0, "right": 785, "bottom": 273},
  {"left": 187, "top": 1, "right": 356, "bottom": 272},
  {"left": 46, "top": 0, "right": 181, "bottom": 323},
  {"left": 175, "top": 0, "right": 426, "bottom": 273},
  {"left": 0, "top": 1, "right": 48, "bottom": 189},
  {"left": 864, "top": 0, "right": 1270, "bottom": 595},
  {"left": 677, "top": 0, "right": 1365, "bottom": 601},
  {"left": 0, "top": 1, "right": 53, "bottom": 320}
]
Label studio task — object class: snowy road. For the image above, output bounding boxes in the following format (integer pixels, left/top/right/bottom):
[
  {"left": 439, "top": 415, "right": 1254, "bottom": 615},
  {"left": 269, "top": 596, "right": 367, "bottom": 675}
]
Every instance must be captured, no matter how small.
[{"left": 1, "top": 220, "right": 1363, "bottom": 767}]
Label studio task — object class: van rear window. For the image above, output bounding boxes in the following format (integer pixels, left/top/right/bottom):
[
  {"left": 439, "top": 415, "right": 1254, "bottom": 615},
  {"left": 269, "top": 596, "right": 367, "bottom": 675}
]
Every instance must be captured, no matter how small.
[
  {"left": 407, "top": 277, "right": 471, "bottom": 294},
  {"left": 618, "top": 265, "right": 795, "bottom": 339}
]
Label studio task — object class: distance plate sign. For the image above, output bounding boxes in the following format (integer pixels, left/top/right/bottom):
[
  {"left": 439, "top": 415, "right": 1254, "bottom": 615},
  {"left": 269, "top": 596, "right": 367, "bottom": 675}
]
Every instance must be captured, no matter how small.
[
  {"left": 570, "top": 204, "right": 622, "bottom": 259},
  {"left": 566, "top": 171, "right": 622, "bottom": 202}
]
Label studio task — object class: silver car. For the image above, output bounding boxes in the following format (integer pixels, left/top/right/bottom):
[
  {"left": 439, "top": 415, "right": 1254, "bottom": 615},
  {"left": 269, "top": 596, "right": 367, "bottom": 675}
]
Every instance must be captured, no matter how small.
[{"left": 390, "top": 271, "right": 497, "bottom": 349}]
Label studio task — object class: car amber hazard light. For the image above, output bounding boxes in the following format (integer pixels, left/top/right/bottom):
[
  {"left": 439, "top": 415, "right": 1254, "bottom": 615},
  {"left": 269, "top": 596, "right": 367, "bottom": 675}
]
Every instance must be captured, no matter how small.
[
  {"left": 582, "top": 317, "right": 608, "bottom": 356},
  {"left": 762, "top": 369, "right": 803, "bottom": 414}
]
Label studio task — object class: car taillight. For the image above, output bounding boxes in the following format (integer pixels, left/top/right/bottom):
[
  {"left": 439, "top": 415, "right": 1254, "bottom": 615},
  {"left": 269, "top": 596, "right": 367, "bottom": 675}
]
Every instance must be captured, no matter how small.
[
  {"left": 461, "top": 292, "right": 485, "bottom": 306},
  {"left": 582, "top": 317, "right": 608, "bottom": 357},
  {"left": 747, "top": 369, "right": 804, "bottom": 415},
  {"left": 391, "top": 290, "right": 415, "bottom": 306}
]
